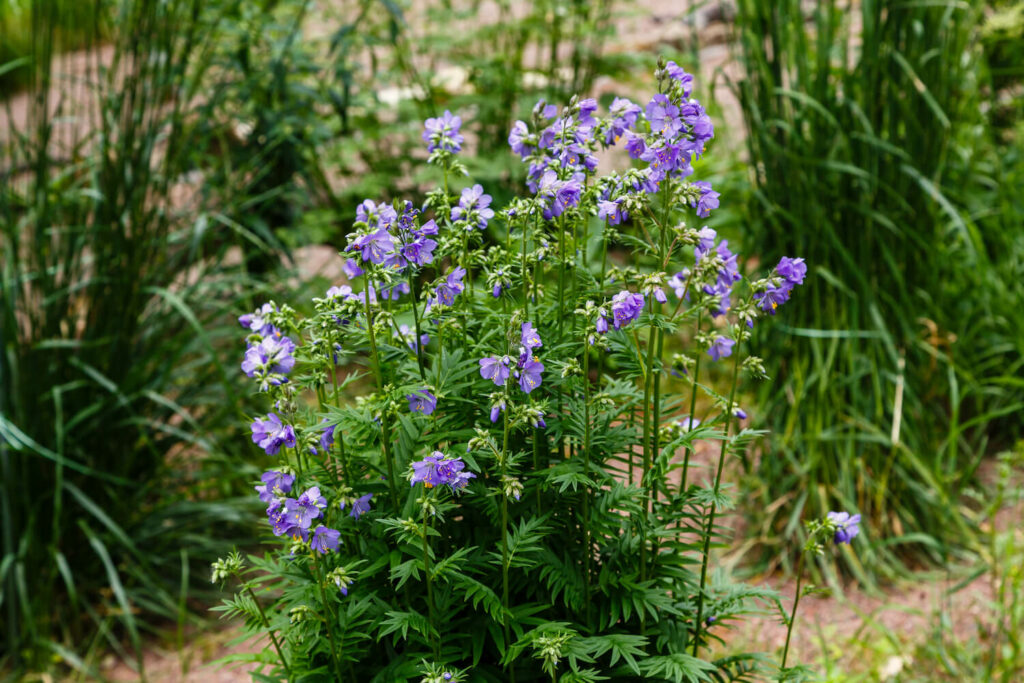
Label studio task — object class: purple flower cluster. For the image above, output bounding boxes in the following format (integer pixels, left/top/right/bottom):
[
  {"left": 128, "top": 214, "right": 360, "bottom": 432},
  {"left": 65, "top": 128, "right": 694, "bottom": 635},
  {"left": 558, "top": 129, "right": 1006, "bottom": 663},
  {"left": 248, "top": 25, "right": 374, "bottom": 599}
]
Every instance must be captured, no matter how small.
[
  {"left": 428, "top": 266, "right": 467, "bottom": 311},
  {"left": 423, "top": 110, "right": 464, "bottom": 154},
  {"left": 509, "top": 100, "right": 601, "bottom": 219},
  {"left": 251, "top": 413, "right": 297, "bottom": 455},
  {"left": 610, "top": 290, "right": 645, "bottom": 330},
  {"left": 239, "top": 303, "right": 278, "bottom": 337},
  {"left": 263, "top": 484, "right": 339, "bottom": 553},
  {"left": 754, "top": 256, "right": 807, "bottom": 315},
  {"left": 479, "top": 322, "right": 545, "bottom": 394},
  {"left": 827, "top": 511, "right": 861, "bottom": 544},
  {"left": 451, "top": 184, "right": 495, "bottom": 231},
  {"left": 345, "top": 201, "right": 437, "bottom": 273},
  {"left": 241, "top": 335, "right": 297, "bottom": 391},
  {"left": 255, "top": 470, "right": 295, "bottom": 505},
  {"left": 695, "top": 228, "right": 742, "bottom": 317},
  {"left": 410, "top": 452, "right": 476, "bottom": 491}
]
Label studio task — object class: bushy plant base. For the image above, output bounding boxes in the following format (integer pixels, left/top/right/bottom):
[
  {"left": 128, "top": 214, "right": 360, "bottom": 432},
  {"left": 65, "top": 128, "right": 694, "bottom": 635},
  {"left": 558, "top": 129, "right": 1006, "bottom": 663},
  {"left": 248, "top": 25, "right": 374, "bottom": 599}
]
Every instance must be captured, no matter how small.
[{"left": 215, "top": 64, "right": 858, "bottom": 682}]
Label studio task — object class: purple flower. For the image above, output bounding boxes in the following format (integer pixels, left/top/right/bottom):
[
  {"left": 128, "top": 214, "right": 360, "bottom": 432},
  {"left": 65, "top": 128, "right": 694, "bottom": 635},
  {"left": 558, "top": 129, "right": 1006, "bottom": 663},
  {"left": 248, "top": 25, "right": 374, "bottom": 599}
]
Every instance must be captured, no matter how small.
[
  {"left": 653, "top": 287, "right": 668, "bottom": 304},
  {"left": 450, "top": 184, "right": 495, "bottom": 231},
  {"left": 416, "top": 218, "right": 439, "bottom": 237},
  {"left": 411, "top": 451, "right": 476, "bottom": 491},
  {"left": 423, "top": 110, "right": 464, "bottom": 153},
  {"left": 595, "top": 311, "right": 609, "bottom": 334},
  {"left": 310, "top": 525, "right": 341, "bottom": 554},
  {"left": 348, "top": 493, "right": 373, "bottom": 520},
  {"left": 284, "top": 486, "right": 327, "bottom": 530},
  {"left": 692, "top": 181, "right": 720, "bottom": 218},
  {"left": 255, "top": 470, "right": 295, "bottom": 505},
  {"left": 509, "top": 120, "right": 533, "bottom": 158},
  {"left": 624, "top": 131, "right": 646, "bottom": 159},
  {"left": 707, "top": 336, "right": 735, "bottom": 361},
  {"left": 490, "top": 397, "right": 506, "bottom": 423},
  {"left": 343, "top": 258, "right": 364, "bottom": 279},
  {"left": 520, "top": 322, "right": 543, "bottom": 351},
  {"left": 694, "top": 227, "right": 718, "bottom": 256},
  {"left": 399, "top": 237, "right": 438, "bottom": 267},
  {"left": 754, "top": 282, "right": 793, "bottom": 314},
  {"left": 407, "top": 388, "right": 437, "bottom": 415},
  {"left": 577, "top": 97, "right": 598, "bottom": 129},
  {"left": 553, "top": 177, "right": 582, "bottom": 216},
  {"left": 355, "top": 200, "right": 398, "bottom": 230},
  {"left": 239, "top": 303, "right": 277, "bottom": 337},
  {"left": 605, "top": 97, "right": 641, "bottom": 145},
  {"left": 610, "top": 290, "right": 645, "bottom": 329},
  {"left": 433, "top": 267, "right": 467, "bottom": 307},
  {"left": 646, "top": 94, "right": 683, "bottom": 137},
  {"left": 827, "top": 511, "right": 861, "bottom": 544},
  {"left": 518, "top": 357, "right": 545, "bottom": 394},
  {"left": 597, "top": 199, "right": 624, "bottom": 225},
  {"left": 677, "top": 416, "right": 700, "bottom": 431},
  {"left": 326, "top": 284, "right": 354, "bottom": 301},
  {"left": 640, "top": 140, "right": 687, "bottom": 181},
  {"left": 251, "top": 413, "right": 297, "bottom": 455},
  {"left": 347, "top": 229, "right": 395, "bottom": 265},
  {"left": 665, "top": 61, "right": 694, "bottom": 97},
  {"left": 777, "top": 256, "right": 807, "bottom": 285},
  {"left": 320, "top": 422, "right": 336, "bottom": 452},
  {"left": 480, "top": 356, "right": 511, "bottom": 386},
  {"left": 268, "top": 506, "right": 302, "bottom": 539},
  {"left": 669, "top": 270, "right": 689, "bottom": 299}
]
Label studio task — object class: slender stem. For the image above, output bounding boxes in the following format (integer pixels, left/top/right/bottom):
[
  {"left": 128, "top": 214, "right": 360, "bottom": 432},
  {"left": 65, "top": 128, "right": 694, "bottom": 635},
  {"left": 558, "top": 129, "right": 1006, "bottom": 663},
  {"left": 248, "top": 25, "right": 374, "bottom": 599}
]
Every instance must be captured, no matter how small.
[
  {"left": 582, "top": 340, "right": 593, "bottom": 626},
  {"left": 422, "top": 503, "right": 439, "bottom": 659},
  {"left": 692, "top": 352, "right": 742, "bottom": 653},
  {"left": 242, "top": 583, "right": 290, "bottom": 679},
  {"left": 521, "top": 216, "right": 530, "bottom": 317},
  {"left": 639, "top": 323, "right": 657, "bottom": 587},
  {"left": 313, "top": 556, "right": 343, "bottom": 680},
  {"left": 363, "top": 289, "right": 399, "bottom": 510},
  {"left": 679, "top": 311, "right": 704, "bottom": 493},
  {"left": 779, "top": 551, "right": 807, "bottom": 673},
  {"left": 409, "top": 272, "right": 427, "bottom": 382},
  {"left": 500, "top": 404, "right": 516, "bottom": 682}
]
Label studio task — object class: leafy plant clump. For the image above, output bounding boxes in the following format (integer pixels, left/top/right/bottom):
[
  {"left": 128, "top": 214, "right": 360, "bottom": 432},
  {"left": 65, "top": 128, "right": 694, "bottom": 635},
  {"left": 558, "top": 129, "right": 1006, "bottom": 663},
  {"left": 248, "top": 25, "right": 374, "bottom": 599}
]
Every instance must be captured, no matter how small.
[{"left": 215, "top": 61, "right": 836, "bottom": 682}]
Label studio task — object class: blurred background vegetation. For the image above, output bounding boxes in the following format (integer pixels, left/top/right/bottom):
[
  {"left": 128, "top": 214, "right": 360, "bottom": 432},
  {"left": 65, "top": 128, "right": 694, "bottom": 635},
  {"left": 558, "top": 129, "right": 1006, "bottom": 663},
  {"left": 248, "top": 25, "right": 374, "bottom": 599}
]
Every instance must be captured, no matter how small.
[{"left": 1, "top": 0, "right": 1022, "bottom": 679}]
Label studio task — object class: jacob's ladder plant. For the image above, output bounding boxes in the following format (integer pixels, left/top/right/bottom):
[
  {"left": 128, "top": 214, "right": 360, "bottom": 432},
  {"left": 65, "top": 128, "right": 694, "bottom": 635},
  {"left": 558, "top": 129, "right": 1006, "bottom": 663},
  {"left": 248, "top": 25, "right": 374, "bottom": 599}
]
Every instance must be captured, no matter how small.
[{"left": 214, "top": 60, "right": 818, "bottom": 682}]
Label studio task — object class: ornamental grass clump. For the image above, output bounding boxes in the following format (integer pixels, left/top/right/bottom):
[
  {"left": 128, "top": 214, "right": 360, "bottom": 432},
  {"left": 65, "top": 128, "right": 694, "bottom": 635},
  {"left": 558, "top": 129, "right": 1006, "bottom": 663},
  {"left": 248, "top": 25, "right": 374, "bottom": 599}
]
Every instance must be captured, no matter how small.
[{"left": 214, "top": 61, "right": 824, "bottom": 682}]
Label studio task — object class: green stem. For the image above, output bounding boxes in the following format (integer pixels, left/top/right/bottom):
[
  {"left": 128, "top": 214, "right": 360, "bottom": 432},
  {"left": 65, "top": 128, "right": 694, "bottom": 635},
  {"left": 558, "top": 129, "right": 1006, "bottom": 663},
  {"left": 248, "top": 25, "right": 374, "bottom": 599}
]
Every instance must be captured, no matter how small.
[
  {"left": 242, "top": 583, "right": 290, "bottom": 679},
  {"left": 313, "top": 556, "right": 343, "bottom": 680},
  {"left": 639, "top": 323, "right": 657, "bottom": 587},
  {"left": 409, "top": 271, "right": 427, "bottom": 382},
  {"left": 692, "top": 352, "right": 742, "bottom": 654},
  {"left": 500, "top": 403, "right": 515, "bottom": 681},
  {"left": 582, "top": 339, "right": 593, "bottom": 626},
  {"left": 363, "top": 289, "right": 399, "bottom": 510},
  {"left": 679, "top": 311, "right": 704, "bottom": 493},
  {"left": 422, "top": 503, "right": 439, "bottom": 659},
  {"left": 779, "top": 551, "right": 806, "bottom": 674}
]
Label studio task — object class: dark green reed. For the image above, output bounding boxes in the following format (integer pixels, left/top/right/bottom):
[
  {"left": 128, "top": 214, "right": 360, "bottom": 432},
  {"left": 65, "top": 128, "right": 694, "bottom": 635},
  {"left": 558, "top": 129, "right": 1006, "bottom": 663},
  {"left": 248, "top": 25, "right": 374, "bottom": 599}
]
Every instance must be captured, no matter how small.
[
  {"left": 0, "top": 0, "right": 274, "bottom": 674},
  {"left": 730, "top": 0, "right": 1024, "bottom": 579}
]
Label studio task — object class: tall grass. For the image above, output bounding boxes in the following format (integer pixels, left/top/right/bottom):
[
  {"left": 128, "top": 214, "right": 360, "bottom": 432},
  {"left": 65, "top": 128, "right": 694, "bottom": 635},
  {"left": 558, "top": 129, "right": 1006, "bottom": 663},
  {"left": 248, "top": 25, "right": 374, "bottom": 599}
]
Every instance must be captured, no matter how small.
[
  {"left": 731, "top": 0, "right": 1024, "bottom": 578},
  {"left": 0, "top": 0, "right": 265, "bottom": 674}
]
